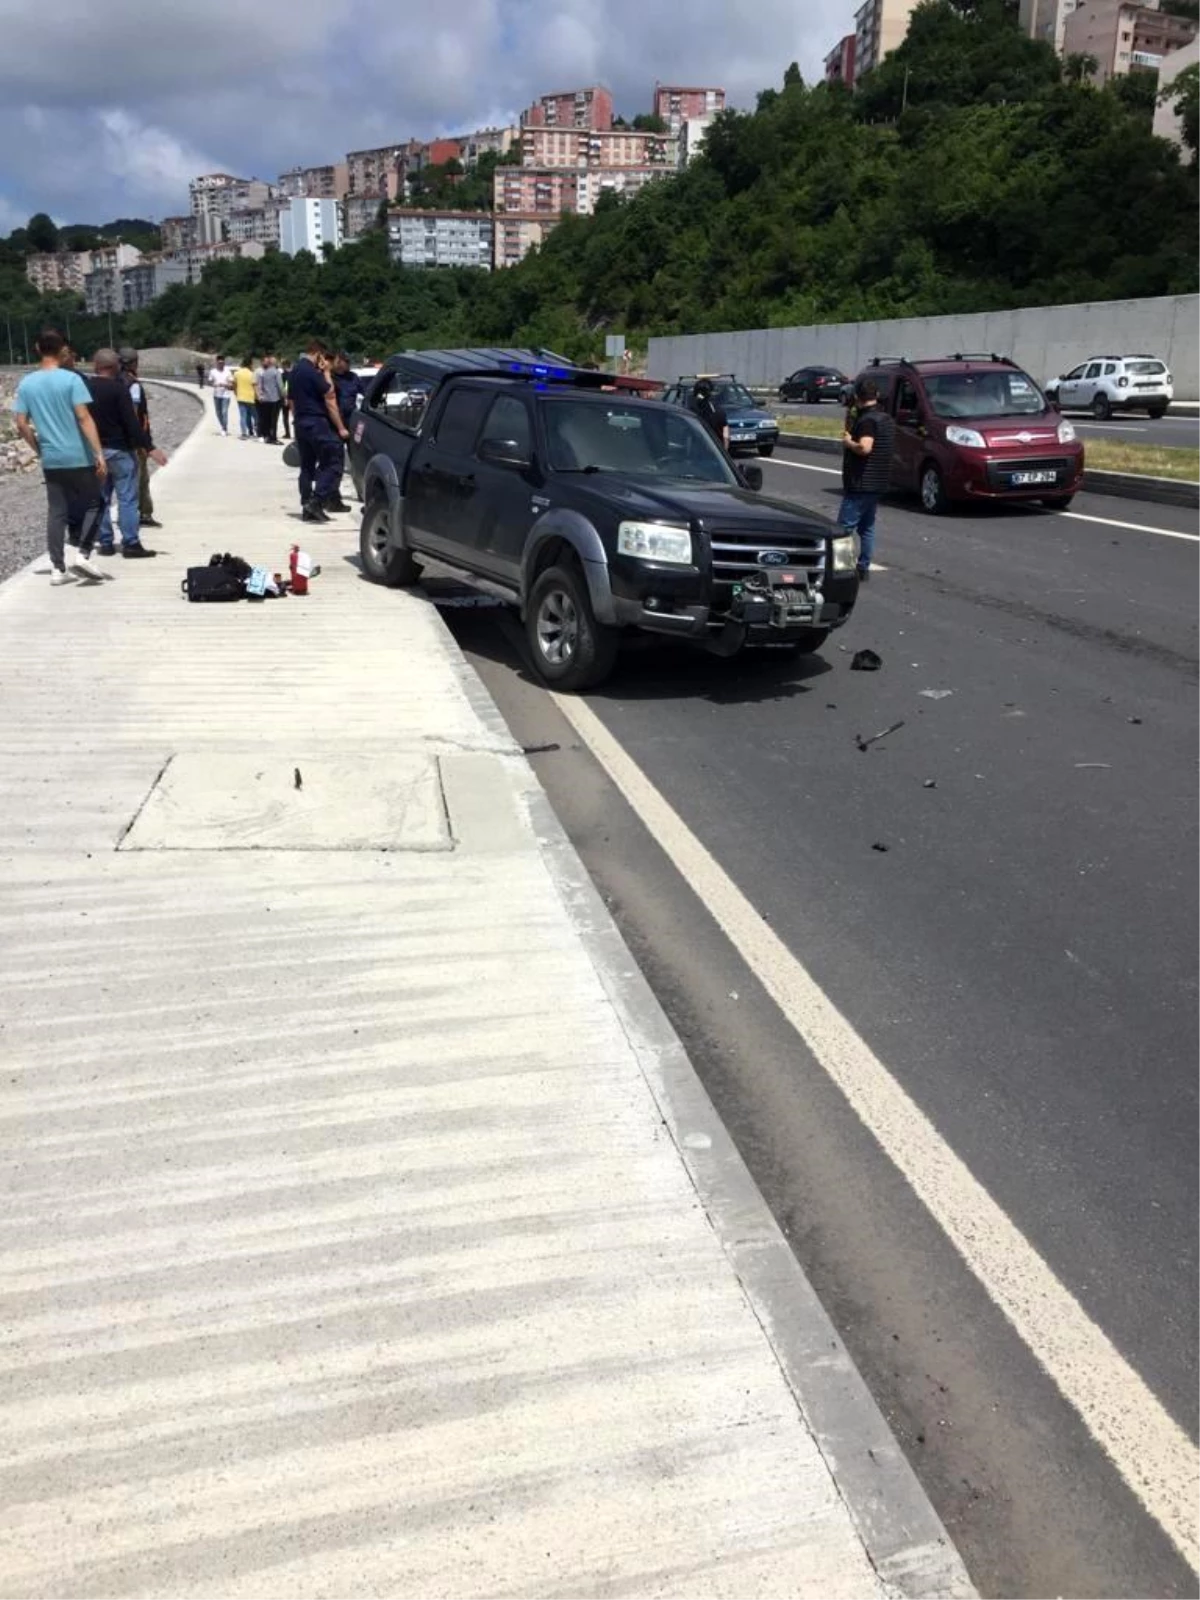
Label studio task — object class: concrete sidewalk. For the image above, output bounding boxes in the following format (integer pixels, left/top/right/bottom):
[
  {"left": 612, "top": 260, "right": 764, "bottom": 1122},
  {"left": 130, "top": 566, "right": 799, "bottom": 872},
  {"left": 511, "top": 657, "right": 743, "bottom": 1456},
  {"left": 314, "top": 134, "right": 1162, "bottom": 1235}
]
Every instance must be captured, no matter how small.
[{"left": 0, "top": 399, "right": 971, "bottom": 1599}]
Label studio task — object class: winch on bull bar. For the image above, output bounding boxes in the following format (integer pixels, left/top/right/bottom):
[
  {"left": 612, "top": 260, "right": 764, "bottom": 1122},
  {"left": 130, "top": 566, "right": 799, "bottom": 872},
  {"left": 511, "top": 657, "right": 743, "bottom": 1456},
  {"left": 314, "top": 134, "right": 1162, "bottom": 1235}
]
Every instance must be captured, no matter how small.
[{"left": 729, "top": 566, "right": 823, "bottom": 630}]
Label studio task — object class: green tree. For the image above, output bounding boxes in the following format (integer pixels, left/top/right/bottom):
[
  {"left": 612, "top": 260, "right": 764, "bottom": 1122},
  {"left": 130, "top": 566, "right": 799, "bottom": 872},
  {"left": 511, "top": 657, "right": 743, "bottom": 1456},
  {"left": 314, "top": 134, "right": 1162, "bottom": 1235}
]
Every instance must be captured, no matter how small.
[
  {"left": 26, "top": 213, "right": 59, "bottom": 253},
  {"left": 1160, "top": 62, "right": 1199, "bottom": 155}
]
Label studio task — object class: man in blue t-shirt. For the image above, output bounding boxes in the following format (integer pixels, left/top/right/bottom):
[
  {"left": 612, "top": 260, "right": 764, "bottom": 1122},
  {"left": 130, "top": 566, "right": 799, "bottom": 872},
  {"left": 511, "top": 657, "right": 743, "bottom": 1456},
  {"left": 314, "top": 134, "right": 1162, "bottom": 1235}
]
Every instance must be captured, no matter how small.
[
  {"left": 288, "top": 338, "right": 351, "bottom": 523},
  {"left": 12, "top": 329, "right": 109, "bottom": 583}
]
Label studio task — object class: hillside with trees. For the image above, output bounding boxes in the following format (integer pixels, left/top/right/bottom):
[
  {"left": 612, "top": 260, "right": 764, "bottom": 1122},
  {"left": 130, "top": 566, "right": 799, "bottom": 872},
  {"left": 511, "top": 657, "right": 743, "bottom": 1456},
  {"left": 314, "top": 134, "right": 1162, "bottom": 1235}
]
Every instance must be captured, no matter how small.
[{"left": 3, "top": 0, "right": 1195, "bottom": 364}]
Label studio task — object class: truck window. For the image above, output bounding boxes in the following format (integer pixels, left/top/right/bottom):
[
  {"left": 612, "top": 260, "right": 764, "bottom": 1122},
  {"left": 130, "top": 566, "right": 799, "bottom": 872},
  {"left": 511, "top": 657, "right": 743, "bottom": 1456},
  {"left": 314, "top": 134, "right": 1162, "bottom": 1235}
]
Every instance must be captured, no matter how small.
[
  {"left": 896, "top": 378, "right": 920, "bottom": 417},
  {"left": 480, "top": 394, "right": 532, "bottom": 459},
  {"left": 369, "top": 370, "right": 429, "bottom": 429},
  {"left": 434, "top": 389, "right": 492, "bottom": 452}
]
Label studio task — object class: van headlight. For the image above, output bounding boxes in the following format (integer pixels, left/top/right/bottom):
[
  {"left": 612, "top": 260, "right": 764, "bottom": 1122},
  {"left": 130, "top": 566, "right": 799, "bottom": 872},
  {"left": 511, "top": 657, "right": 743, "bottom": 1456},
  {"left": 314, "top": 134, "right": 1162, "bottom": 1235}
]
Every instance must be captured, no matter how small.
[
  {"left": 946, "top": 425, "right": 986, "bottom": 448},
  {"left": 831, "top": 533, "right": 859, "bottom": 571},
  {"left": 1057, "top": 419, "right": 1077, "bottom": 444},
  {"left": 617, "top": 521, "right": 692, "bottom": 565}
]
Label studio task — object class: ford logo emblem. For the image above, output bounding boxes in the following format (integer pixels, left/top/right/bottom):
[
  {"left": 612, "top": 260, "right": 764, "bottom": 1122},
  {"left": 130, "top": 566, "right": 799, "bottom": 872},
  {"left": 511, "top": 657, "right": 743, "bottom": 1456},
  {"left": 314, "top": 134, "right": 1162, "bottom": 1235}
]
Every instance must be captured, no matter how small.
[{"left": 757, "top": 549, "right": 790, "bottom": 566}]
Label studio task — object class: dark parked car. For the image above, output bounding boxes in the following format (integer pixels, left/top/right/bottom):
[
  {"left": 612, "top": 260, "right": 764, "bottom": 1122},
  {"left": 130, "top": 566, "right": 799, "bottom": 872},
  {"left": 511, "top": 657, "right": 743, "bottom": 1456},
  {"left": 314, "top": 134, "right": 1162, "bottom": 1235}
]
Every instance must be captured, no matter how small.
[
  {"left": 846, "top": 354, "right": 1085, "bottom": 514},
  {"left": 354, "top": 357, "right": 860, "bottom": 689},
  {"left": 661, "top": 374, "right": 780, "bottom": 457},
  {"left": 778, "top": 366, "right": 851, "bottom": 404}
]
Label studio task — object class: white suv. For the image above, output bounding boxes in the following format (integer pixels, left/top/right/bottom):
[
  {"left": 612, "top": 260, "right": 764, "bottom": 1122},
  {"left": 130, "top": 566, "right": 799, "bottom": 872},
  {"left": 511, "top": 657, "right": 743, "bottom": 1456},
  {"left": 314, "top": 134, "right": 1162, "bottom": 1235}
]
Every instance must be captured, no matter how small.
[{"left": 1045, "top": 355, "right": 1173, "bottom": 420}]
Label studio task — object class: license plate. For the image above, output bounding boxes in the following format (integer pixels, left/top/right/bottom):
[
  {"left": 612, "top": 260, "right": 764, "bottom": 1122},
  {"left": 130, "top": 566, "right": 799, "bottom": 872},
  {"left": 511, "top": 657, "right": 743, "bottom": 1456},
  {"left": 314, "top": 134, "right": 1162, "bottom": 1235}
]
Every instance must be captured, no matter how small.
[{"left": 1010, "top": 469, "right": 1057, "bottom": 485}]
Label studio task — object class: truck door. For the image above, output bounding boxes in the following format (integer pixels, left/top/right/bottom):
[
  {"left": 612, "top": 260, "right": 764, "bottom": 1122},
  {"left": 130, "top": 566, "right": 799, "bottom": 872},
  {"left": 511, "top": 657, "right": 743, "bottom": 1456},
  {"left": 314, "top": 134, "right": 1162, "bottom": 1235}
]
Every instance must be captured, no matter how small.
[
  {"left": 891, "top": 375, "right": 925, "bottom": 492},
  {"left": 472, "top": 392, "right": 540, "bottom": 583},
  {"left": 404, "top": 386, "right": 492, "bottom": 561}
]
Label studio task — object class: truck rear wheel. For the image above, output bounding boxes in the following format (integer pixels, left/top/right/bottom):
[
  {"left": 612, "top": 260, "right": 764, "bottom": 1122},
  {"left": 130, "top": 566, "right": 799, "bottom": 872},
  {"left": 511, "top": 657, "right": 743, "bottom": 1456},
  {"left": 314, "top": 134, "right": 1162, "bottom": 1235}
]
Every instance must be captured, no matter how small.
[
  {"left": 526, "top": 563, "right": 619, "bottom": 691},
  {"left": 359, "top": 495, "right": 420, "bottom": 588}
]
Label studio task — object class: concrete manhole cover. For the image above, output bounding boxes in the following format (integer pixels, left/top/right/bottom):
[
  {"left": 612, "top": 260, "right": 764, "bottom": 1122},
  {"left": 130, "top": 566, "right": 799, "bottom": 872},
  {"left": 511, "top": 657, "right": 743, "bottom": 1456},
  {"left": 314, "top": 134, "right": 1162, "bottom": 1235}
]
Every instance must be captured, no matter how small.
[{"left": 120, "top": 754, "right": 451, "bottom": 852}]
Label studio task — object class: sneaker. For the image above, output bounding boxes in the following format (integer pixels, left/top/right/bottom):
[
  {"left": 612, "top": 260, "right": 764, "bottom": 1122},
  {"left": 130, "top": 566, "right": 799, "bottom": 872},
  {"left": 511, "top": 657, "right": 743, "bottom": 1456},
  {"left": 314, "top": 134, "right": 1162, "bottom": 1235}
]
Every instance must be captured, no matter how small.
[
  {"left": 301, "top": 501, "right": 331, "bottom": 524},
  {"left": 71, "top": 552, "right": 109, "bottom": 581},
  {"left": 321, "top": 497, "right": 352, "bottom": 514},
  {"left": 49, "top": 568, "right": 72, "bottom": 586},
  {"left": 97, "top": 545, "right": 118, "bottom": 557},
  {"left": 140, "top": 516, "right": 163, "bottom": 529},
  {"left": 121, "top": 543, "right": 157, "bottom": 559}
]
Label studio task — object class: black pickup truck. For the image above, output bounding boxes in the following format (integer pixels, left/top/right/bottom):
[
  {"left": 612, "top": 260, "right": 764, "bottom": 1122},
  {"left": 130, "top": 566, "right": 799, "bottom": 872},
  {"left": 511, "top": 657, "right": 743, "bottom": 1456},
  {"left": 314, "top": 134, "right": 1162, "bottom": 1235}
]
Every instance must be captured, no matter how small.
[{"left": 352, "top": 358, "right": 861, "bottom": 690}]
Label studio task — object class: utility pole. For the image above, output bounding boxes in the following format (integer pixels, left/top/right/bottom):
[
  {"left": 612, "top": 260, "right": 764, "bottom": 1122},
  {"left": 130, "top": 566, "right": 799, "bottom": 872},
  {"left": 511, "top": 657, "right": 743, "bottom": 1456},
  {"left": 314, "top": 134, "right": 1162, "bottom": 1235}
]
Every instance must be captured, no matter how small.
[
  {"left": 4, "top": 313, "right": 13, "bottom": 365},
  {"left": 107, "top": 307, "right": 114, "bottom": 349},
  {"left": 901, "top": 66, "right": 911, "bottom": 114}
]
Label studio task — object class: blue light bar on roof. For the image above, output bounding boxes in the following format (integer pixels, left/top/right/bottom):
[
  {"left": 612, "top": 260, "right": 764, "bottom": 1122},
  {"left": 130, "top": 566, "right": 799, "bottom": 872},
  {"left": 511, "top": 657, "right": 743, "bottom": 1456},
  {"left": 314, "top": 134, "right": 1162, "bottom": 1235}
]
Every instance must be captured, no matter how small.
[{"left": 506, "top": 361, "right": 573, "bottom": 379}]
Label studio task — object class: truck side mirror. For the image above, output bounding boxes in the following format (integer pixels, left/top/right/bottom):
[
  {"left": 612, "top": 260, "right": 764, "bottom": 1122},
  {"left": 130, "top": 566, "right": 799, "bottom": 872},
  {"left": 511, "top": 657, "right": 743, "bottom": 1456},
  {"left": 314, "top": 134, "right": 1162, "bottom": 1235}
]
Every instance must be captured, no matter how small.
[
  {"left": 479, "top": 437, "right": 530, "bottom": 468},
  {"left": 740, "top": 463, "right": 764, "bottom": 492}
]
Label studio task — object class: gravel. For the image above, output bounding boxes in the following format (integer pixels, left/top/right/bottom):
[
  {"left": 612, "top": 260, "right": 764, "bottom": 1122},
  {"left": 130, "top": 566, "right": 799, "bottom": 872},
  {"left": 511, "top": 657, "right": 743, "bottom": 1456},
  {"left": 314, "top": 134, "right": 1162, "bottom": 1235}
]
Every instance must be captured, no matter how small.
[{"left": 0, "top": 382, "right": 205, "bottom": 585}]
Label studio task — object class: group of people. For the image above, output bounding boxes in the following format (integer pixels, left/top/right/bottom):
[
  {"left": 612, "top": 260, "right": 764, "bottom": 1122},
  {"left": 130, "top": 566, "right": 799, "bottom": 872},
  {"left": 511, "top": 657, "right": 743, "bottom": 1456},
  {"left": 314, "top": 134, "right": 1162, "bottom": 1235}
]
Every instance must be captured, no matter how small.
[
  {"left": 686, "top": 373, "right": 893, "bottom": 579},
  {"left": 204, "top": 355, "right": 293, "bottom": 445},
  {"left": 12, "top": 330, "right": 169, "bottom": 583},
  {"left": 205, "top": 341, "right": 366, "bottom": 524}
]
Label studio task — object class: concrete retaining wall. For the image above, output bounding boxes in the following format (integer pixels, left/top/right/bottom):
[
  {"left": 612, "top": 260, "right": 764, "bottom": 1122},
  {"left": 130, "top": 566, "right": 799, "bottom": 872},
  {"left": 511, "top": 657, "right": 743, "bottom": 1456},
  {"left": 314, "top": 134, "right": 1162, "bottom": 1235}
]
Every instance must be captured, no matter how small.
[{"left": 647, "top": 295, "right": 1200, "bottom": 399}]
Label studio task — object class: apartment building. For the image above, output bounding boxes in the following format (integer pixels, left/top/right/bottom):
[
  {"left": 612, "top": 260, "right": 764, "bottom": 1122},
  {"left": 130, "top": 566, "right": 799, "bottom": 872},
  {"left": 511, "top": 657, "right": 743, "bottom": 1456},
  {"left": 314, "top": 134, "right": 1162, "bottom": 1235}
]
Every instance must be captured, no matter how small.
[
  {"left": 25, "top": 251, "right": 89, "bottom": 294},
  {"left": 278, "top": 197, "right": 343, "bottom": 257},
  {"left": 824, "top": 34, "right": 858, "bottom": 87},
  {"left": 122, "top": 257, "right": 189, "bottom": 312},
  {"left": 276, "top": 162, "right": 350, "bottom": 200},
  {"left": 163, "top": 241, "right": 266, "bottom": 282},
  {"left": 226, "top": 202, "right": 286, "bottom": 247},
  {"left": 494, "top": 214, "right": 558, "bottom": 270},
  {"left": 652, "top": 84, "right": 725, "bottom": 132},
  {"left": 188, "top": 174, "right": 276, "bottom": 245},
  {"left": 1153, "top": 34, "right": 1200, "bottom": 146},
  {"left": 456, "top": 125, "right": 519, "bottom": 165},
  {"left": 160, "top": 216, "right": 195, "bottom": 252},
  {"left": 1018, "top": 0, "right": 1084, "bottom": 50},
  {"left": 342, "top": 192, "right": 389, "bottom": 240},
  {"left": 1063, "top": 0, "right": 1197, "bottom": 80},
  {"left": 387, "top": 209, "right": 493, "bottom": 270},
  {"left": 519, "top": 125, "right": 677, "bottom": 169},
  {"left": 345, "top": 145, "right": 404, "bottom": 200},
  {"left": 853, "top": 0, "right": 920, "bottom": 77},
  {"left": 521, "top": 86, "right": 613, "bottom": 131},
  {"left": 84, "top": 267, "right": 124, "bottom": 316},
  {"left": 494, "top": 166, "right": 584, "bottom": 216}
]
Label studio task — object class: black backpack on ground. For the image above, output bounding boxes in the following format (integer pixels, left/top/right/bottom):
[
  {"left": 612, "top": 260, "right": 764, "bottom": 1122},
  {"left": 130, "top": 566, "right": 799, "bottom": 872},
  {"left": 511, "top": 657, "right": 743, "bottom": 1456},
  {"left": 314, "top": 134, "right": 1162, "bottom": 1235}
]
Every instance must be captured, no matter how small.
[{"left": 181, "top": 553, "right": 251, "bottom": 602}]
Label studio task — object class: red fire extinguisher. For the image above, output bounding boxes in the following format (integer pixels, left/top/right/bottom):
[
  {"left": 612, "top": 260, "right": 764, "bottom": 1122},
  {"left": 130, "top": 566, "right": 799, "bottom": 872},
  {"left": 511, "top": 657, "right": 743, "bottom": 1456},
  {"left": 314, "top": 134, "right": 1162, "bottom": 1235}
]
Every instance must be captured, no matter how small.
[{"left": 289, "top": 545, "right": 310, "bottom": 596}]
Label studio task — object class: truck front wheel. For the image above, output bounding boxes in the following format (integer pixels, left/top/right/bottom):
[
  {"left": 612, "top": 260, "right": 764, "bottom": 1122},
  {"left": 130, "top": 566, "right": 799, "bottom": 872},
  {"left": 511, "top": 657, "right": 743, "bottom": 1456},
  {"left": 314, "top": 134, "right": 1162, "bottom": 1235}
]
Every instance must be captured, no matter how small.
[
  {"left": 526, "top": 563, "right": 619, "bottom": 691},
  {"left": 359, "top": 494, "right": 420, "bottom": 588}
]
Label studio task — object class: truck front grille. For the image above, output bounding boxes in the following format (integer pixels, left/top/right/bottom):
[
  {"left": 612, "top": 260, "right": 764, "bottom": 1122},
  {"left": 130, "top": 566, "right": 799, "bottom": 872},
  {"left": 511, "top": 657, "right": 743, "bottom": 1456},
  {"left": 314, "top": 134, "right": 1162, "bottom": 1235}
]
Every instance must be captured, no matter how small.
[{"left": 709, "top": 530, "right": 824, "bottom": 587}]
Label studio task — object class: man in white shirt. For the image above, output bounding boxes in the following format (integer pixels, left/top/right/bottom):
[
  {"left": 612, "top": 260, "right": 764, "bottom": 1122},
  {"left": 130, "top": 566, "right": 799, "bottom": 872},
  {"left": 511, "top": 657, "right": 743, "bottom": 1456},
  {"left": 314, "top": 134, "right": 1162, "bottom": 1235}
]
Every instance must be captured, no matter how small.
[{"left": 206, "top": 355, "right": 235, "bottom": 435}]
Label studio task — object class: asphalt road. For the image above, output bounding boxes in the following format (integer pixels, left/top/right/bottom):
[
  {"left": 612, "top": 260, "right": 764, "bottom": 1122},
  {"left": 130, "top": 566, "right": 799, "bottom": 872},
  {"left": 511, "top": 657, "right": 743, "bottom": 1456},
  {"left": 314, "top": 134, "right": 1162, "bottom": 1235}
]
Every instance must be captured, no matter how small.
[
  {"left": 771, "top": 397, "right": 1200, "bottom": 449},
  {"left": 437, "top": 462, "right": 1199, "bottom": 1598}
]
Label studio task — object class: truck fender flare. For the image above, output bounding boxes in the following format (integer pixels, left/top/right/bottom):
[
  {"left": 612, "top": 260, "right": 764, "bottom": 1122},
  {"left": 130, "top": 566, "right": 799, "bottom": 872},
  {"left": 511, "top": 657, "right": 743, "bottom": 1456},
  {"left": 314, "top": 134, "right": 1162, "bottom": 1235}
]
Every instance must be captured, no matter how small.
[
  {"left": 522, "top": 511, "right": 615, "bottom": 624},
  {"left": 361, "top": 455, "right": 405, "bottom": 549}
]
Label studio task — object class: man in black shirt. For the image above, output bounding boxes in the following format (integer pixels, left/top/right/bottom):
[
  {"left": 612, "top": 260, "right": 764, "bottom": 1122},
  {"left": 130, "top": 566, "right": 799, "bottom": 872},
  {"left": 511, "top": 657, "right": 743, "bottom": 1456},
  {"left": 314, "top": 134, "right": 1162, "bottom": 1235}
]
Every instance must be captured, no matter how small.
[
  {"left": 119, "top": 348, "right": 162, "bottom": 529},
  {"left": 687, "top": 378, "right": 729, "bottom": 451},
  {"left": 839, "top": 377, "right": 895, "bottom": 579},
  {"left": 89, "top": 349, "right": 168, "bottom": 557}
]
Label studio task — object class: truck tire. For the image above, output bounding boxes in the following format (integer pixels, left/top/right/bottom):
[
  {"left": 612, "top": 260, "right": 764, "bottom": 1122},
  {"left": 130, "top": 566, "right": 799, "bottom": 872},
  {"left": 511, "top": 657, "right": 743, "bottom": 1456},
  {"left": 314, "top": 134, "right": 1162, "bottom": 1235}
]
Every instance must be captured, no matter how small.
[
  {"left": 526, "top": 562, "right": 619, "bottom": 691},
  {"left": 1092, "top": 393, "right": 1112, "bottom": 420},
  {"left": 359, "top": 494, "right": 420, "bottom": 588}
]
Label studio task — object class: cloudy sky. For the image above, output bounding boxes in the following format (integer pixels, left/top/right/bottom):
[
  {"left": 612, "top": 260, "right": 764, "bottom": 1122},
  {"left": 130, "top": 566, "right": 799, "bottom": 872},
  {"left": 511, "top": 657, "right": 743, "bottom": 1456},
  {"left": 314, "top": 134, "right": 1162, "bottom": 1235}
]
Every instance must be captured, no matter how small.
[{"left": 0, "top": 0, "right": 856, "bottom": 231}]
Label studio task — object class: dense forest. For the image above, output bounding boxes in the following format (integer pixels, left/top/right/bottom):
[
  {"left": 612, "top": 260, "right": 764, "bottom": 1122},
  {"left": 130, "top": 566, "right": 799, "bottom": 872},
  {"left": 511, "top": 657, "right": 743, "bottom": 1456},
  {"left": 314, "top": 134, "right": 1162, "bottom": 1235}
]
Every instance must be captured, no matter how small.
[{"left": 2, "top": 0, "right": 1196, "bottom": 364}]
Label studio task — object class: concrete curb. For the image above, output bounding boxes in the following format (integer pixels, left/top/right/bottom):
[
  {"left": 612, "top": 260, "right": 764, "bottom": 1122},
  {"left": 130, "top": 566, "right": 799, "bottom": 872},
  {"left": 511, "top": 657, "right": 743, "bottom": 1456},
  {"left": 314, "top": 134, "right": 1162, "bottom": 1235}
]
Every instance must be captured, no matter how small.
[
  {"left": 431, "top": 618, "right": 977, "bottom": 1599},
  {"left": 775, "top": 431, "right": 1200, "bottom": 508}
]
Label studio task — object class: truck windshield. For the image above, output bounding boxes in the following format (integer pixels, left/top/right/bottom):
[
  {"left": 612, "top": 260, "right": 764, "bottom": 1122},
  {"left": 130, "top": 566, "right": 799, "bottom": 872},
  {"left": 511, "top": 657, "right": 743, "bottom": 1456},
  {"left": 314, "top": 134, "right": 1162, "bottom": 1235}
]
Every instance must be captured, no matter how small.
[
  {"left": 924, "top": 370, "right": 1045, "bottom": 419},
  {"left": 546, "top": 400, "right": 738, "bottom": 484}
]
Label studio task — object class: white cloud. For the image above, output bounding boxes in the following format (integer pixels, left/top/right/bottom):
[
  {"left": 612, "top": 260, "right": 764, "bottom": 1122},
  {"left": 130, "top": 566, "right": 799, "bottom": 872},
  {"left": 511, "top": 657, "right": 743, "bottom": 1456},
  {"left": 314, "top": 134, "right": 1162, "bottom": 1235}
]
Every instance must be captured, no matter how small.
[{"left": 0, "top": 0, "right": 857, "bottom": 223}]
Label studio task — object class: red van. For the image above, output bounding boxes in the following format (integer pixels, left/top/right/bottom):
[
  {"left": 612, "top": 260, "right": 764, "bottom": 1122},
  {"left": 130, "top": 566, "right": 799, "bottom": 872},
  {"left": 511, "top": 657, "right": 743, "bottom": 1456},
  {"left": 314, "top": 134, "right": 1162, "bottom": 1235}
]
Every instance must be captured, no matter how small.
[{"left": 851, "top": 355, "right": 1085, "bottom": 514}]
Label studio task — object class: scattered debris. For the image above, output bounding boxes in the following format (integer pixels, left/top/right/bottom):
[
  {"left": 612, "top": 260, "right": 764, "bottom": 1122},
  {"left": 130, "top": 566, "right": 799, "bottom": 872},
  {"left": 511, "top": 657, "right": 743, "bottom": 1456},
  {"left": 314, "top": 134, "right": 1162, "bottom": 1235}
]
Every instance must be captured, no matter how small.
[
  {"left": 856, "top": 719, "right": 906, "bottom": 752},
  {"left": 293, "top": 767, "right": 303, "bottom": 791},
  {"left": 923, "top": 779, "right": 937, "bottom": 789},
  {"left": 871, "top": 841, "right": 890, "bottom": 853},
  {"left": 851, "top": 648, "right": 882, "bottom": 672},
  {"left": 1075, "top": 762, "right": 1112, "bottom": 769},
  {"left": 825, "top": 702, "right": 838, "bottom": 710},
  {"left": 1128, "top": 716, "right": 1143, "bottom": 725},
  {"left": 522, "top": 741, "right": 561, "bottom": 755},
  {"left": 919, "top": 689, "right": 953, "bottom": 700},
  {"left": 728, "top": 990, "right": 740, "bottom": 1001}
]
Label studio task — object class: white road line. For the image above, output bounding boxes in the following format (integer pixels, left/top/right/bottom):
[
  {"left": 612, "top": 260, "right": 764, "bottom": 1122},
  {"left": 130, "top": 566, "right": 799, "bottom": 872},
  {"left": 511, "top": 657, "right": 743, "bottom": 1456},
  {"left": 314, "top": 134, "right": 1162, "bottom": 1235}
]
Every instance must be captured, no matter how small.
[
  {"left": 550, "top": 691, "right": 1200, "bottom": 1573},
  {"left": 768, "top": 458, "right": 1200, "bottom": 543},
  {"left": 1061, "top": 510, "right": 1200, "bottom": 544}
]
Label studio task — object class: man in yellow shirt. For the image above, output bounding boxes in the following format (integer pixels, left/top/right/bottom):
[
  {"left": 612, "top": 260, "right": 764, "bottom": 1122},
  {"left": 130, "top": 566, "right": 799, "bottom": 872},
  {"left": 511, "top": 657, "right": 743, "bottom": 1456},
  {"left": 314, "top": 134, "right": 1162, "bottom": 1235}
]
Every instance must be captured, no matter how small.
[{"left": 234, "top": 357, "right": 258, "bottom": 440}]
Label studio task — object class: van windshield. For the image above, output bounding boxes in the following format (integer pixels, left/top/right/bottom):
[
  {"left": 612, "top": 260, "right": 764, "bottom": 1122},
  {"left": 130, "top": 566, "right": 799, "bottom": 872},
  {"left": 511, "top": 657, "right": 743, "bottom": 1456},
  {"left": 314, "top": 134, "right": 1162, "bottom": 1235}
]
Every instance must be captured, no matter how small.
[
  {"left": 924, "top": 370, "right": 1045, "bottom": 419},
  {"left": 546, "top": 399, "right": 737, "bottom": 483}
]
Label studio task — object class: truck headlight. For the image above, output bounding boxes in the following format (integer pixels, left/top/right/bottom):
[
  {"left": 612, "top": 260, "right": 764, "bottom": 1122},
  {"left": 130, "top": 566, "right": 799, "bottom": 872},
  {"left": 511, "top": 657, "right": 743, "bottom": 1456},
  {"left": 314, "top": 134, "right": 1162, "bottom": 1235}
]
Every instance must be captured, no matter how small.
[
  {"left": 830, "top": 533, "right": 859, "bottom": 571},
  {"left": 946, "top": 425, "right": 986, "bottom": 448},
  {"left": 1057, "top": 419, "right": 1077, "bottom": 444},
  {"left": 617, "top": 521, "right": 692, "bottom": 565}
]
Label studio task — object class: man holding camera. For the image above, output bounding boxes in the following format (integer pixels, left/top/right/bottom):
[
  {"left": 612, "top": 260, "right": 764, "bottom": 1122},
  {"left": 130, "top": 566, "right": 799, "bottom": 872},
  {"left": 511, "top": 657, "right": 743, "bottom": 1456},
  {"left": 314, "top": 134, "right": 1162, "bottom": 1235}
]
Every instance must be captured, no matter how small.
[{"left": 839, "top": 377, "right": 895, "bottom": 580}]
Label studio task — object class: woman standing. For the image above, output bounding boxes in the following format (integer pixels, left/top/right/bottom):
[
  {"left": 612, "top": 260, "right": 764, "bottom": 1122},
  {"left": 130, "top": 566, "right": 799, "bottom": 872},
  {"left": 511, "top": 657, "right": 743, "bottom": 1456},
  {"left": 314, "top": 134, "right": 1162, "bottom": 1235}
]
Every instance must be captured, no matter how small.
[{"left": 234, "top": 356, "right": 258, "bottom": 440}]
